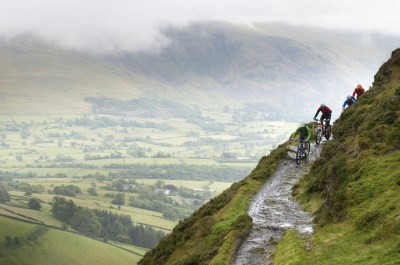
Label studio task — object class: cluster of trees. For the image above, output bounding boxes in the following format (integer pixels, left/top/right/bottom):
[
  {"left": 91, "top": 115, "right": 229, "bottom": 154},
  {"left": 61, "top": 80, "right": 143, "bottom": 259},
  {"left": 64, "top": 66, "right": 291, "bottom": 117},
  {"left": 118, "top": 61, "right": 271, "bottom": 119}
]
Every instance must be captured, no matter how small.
[
  {"left": 28, "top": 198, "right": 42, "bottom": 210},
  {"left": 7, "top": 181, "right": 45, "bottom": 195},
  {"left": 54, "top": 154, "right": 76, "bottom": 162},
  {"left": 84, "top": 152, "right": 123, "bottom": 160},
  {"left": 111, "top": 193, "right": 125, "bottom": 206},
  {"left": 51, "top": 196, "right": 165, "bottom": 248},
  {"left": 127, "top": 185, "right": 201, "bottom": 221},
  {"left": 53, "top": 185, "right": 82, "bottom": 197},
  {"left": 47, "top": 131, "right": 88, "bottom": 140},
  {"left": 60, "top": 110, "right": 176, "bottom": 131},
  {"left": 101, "top": 179, "right": 137, "bottom": 193},
  {"left": 84, "top": 97, "right": 201, "bottom": 120},
  {"left": 106, "top": 164, "right": 251, "bottom": 182},
  {"left": 84, "top": 97, "right": 227, "bottom": 132},
  {"left": 0, "top": 185, "right": 10, "bottom": 203}
]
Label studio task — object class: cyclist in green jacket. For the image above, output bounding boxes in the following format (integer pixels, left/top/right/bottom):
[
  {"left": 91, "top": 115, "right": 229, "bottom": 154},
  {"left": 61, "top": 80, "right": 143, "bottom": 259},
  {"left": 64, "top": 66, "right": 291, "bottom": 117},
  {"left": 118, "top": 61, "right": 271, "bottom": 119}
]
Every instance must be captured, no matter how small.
[{"left": 290, "top": 122, "right": 312, "bottom": 150}]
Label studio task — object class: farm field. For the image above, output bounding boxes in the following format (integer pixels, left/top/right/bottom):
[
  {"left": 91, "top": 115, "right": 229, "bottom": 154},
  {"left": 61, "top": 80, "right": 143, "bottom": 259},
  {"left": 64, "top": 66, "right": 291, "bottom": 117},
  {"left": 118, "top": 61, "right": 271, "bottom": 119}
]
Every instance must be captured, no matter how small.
[{"left": 0, "top": 104, "right": 296, "bottom": 256}]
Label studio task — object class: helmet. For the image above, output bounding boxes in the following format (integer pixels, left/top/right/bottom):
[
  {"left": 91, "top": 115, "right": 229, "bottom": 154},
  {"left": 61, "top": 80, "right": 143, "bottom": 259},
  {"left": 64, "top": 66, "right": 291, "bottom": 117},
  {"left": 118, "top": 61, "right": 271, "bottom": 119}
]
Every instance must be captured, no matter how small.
[
  {"left": 357, "top": 84, "right": 361, "bottom": 88},
  {"left": 347, "top": 95, "right": 352, "bottom": 99},
  {"left": 320, "top": 103, "right": 326, "bottom": 108}
]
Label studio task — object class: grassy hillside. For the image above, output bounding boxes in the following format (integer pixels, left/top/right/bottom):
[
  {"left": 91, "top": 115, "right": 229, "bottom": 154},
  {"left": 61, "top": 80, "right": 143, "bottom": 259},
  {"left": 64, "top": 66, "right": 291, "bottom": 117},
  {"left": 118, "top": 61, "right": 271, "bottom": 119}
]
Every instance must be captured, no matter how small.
[
  {"left": 138, "top": 142, "right": 290, "bottom": 264},
  {"left": 274, "top": 48, "right": 400, "bottom": 264},
  {"left": 0, "top": 216, "right": 142, "bottom": 265},
  {"left": 137, "top": 48, "right": 400, "bottom": 264},
  {"left": 0, "top": 36, "right": 167, "bottom": 115}
]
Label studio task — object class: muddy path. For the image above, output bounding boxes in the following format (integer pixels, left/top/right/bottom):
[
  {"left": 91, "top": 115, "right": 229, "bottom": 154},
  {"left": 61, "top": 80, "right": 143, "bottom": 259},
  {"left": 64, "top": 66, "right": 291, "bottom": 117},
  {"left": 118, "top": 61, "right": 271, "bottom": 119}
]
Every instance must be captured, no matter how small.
[{"left": 233, "top": 143, "right": 322, "bottom": 265}]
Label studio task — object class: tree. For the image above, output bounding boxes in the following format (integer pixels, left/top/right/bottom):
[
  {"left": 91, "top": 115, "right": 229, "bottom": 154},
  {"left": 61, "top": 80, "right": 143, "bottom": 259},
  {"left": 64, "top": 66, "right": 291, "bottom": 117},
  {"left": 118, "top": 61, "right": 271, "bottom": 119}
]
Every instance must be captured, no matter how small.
[
  {"left": 0, "top": 185, "right": 10, "bottom": 203},
  {"left": 51, "top": 196, "right": 77, "bottom": 222},
  {"left": 155, "top": 180, "right": 165, "bottom": 188},
  {"left": 28, "top": 198, "right": 41, "bottom": 210},
  {"left": 111, "top": 193, "right": 125, "bottom": 206},
  {"left": 87, "top": 187, "right": 98, "bottom": 196},
  {"left": 163, "top": 208, "right": 178, "bottom": 221},
  {"left": 70, "top": 208, "right": 102, "bottom": 237},
  {"left": 53, "top": 185, "right": 82, "bottom": 197}
]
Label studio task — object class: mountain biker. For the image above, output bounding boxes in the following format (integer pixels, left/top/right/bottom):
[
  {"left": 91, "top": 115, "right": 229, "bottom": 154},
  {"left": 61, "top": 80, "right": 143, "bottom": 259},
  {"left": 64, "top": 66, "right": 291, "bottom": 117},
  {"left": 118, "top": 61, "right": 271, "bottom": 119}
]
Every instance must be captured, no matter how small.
[
  {"left": 290, "top": 122, "right": 311, "bottom": 151},
  {"left": 342, "top": 95, "right": 356, "bottom": 110},
  {"left": 352, "top": 84, "right": 365, "bottom": 100},
  {"left": 313, "top": 103, "right": 332, "bottom": 126}
]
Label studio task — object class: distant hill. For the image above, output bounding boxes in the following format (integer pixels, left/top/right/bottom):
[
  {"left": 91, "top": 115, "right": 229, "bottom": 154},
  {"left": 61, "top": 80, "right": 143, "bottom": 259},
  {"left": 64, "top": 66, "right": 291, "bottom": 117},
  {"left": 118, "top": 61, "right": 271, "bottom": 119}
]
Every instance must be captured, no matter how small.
[
  {"left": 137, "top": 48, "right": 400, "bottom": 264},
  {"left": 1, "top": 23, "right": 399, "bottom": 119}
]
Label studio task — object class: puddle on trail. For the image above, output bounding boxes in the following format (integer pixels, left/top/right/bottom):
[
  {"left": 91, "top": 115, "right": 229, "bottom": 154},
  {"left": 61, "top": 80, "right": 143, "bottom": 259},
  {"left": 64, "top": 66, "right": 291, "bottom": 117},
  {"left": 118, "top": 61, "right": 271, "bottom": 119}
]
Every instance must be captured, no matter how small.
[{"left": 233, "top": 143, "right": 321, "bottom": 265}]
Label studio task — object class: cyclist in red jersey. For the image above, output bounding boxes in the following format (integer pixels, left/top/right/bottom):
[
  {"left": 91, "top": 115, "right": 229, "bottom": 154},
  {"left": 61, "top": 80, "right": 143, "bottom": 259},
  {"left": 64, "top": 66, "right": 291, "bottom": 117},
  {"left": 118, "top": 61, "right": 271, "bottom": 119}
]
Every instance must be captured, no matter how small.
[
  {"left": 352, "top": 84, "right": 365, "bottom": 100},
  {"left": 313, "top": 103, "right": 332, "bottom": 126}
]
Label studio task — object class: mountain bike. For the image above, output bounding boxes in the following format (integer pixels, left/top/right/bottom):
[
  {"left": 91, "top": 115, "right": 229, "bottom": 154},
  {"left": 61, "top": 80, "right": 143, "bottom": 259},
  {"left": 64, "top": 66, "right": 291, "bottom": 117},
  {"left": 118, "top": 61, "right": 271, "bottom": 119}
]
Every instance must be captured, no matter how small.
[
  {"left": 294, "top": 139, "right": 310, "bottom": 165},
  {"left": 315, "top": 118, "right": 332, "bottom": 145}
]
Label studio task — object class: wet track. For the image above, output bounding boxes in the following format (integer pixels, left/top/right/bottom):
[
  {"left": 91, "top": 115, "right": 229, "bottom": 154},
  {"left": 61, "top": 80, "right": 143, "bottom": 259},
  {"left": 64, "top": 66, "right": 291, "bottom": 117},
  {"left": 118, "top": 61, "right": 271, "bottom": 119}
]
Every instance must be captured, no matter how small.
[{"left": 233, "top": 143, "right": 321, "bottom": 265}]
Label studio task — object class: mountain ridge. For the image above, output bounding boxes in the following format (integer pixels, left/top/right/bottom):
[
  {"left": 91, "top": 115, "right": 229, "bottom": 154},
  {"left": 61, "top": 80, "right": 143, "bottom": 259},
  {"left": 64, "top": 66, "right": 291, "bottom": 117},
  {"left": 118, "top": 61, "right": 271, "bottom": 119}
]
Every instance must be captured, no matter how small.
[{"left": 1, "top": 23, "right": 399, "bottom": 119}]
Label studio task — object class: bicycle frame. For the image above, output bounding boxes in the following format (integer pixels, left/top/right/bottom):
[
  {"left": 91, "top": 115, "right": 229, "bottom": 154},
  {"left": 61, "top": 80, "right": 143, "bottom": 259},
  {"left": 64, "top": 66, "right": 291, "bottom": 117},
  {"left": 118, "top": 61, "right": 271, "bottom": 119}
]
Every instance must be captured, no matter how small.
[
  {"left": 315, "top": 118, "right": 331, "bottom": 142},
  {"left": 295, "top": 140, "right": 310, "bottom": 165}
]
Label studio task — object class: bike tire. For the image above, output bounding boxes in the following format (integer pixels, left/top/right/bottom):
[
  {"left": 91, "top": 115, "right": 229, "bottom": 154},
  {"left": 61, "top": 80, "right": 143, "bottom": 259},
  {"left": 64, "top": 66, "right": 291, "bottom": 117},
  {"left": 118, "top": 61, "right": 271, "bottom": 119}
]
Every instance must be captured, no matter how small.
[
  {"left": 304, "top": 141, "right": 310, "bottom": 157},
  {"left": 316, "top": 129, "right": 322, "bottom": 145},
  {"left": 296, "top": 145, "right": 302, "bottom": 165},
  {"left": 325, "top": 125, "right": 332, "bottom": 140}
]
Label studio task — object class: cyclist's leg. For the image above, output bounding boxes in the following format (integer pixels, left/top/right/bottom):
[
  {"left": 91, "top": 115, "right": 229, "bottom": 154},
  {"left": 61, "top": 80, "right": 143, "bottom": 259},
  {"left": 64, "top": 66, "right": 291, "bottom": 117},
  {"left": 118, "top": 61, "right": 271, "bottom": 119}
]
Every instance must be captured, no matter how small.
[
  {"left": 301, "top": 136, "right": 308, "bottom": 150},
  {"left": 320, "top": 114, "right": 327, "bottom": 131},
  {"left": 325, "top": 113, "right": 332, "bottom": 126},
  {"left": 320, "top": 114, "right": 326, "bottom": 126},
  {"left": 299, "top": 134, "right": 307, "bottom": 152}
]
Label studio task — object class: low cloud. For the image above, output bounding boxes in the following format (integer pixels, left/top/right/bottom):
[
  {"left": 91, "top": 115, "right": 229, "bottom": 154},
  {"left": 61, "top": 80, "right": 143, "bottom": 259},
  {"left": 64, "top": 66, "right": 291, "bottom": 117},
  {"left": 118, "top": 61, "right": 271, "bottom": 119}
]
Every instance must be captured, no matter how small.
[{"left": 0, "top": 0, "right": 399, "bottom": 52}]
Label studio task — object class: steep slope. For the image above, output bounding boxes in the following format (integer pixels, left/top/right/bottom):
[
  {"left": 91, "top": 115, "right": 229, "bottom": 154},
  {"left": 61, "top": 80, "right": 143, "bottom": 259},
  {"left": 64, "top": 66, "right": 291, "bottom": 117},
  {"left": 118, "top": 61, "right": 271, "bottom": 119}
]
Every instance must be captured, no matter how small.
[
  {"left": 234, "top": 143, "right": 320, "bottom": 265},
  {"left": 138, "top": 144, "right": 290, "bottom": 265},
  {"left": 138, "top": 49, "right": 400, "bottom": 265},
  {"left": 274, "top": 49, "right": 400, "bottom": 264}
]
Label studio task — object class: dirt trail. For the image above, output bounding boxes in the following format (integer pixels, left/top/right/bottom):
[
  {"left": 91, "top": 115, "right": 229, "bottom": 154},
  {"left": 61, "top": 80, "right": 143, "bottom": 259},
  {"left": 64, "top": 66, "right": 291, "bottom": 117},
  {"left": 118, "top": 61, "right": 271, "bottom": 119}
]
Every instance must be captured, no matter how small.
[{"left": 233, "top": 143, "right": 322, "bottom": 265}]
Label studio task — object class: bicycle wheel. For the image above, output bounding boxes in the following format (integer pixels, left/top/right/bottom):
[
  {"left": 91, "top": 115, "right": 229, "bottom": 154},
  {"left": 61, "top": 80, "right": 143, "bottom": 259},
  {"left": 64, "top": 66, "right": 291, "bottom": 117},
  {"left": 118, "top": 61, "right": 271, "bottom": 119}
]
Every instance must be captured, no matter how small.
[
  {"left": 325, "top": 125, "right": 332, "bottom": 140},
  {"left": 304, "top": 141, "right": 310, "bottom": 157},
  {"left": 316, "top": 128, "right": 322, "bottom": 145},
  {"left": 295, "top": 145, "right": 302, "bottom": 165}
]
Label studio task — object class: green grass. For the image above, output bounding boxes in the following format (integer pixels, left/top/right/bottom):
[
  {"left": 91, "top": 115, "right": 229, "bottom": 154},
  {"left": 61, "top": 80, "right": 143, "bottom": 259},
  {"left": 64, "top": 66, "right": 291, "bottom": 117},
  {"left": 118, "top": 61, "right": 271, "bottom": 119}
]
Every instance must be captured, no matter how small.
[
  {"left": 275, "top": 48, "right": 400, "bottom": 265},
  {"left": 275, "top": 223, "right": 399, "bottom": 265},
  {"left": 136, "top": 179, "right": 232, "bottom": 193},
  {"left": 0, "top": 216, "right": 142, "bottom": 265},
  {"left": 8, "top": 190, "right": 176, "bottom": 231},
  {"left": 0, "top": 204, "right": 64, "bottom": 227},
  {"left": 138, "top": 142, "right": 290, "bottom": 265}
]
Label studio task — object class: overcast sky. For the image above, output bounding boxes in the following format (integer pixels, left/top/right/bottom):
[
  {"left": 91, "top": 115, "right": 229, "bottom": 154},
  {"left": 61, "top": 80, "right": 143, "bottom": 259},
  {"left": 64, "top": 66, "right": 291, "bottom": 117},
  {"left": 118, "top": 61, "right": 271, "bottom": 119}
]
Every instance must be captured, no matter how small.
[{"left": 1, "top": 0, "right": 399, "bottom": 52}]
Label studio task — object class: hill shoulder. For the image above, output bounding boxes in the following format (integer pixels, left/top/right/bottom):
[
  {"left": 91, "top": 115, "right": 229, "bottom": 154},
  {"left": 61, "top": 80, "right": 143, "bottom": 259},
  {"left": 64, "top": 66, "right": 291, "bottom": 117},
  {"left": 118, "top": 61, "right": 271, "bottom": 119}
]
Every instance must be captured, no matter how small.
[{"left": 275, "top": 48, "right": 400, "bottom": 264}]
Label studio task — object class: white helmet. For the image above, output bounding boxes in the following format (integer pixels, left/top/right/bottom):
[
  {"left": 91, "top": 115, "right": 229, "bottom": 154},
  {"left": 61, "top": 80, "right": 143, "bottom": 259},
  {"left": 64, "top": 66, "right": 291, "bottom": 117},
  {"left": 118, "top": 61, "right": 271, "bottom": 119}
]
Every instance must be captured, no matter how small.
[{"left": 320, "top": 103, "right": 326, "bottom": 108}]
